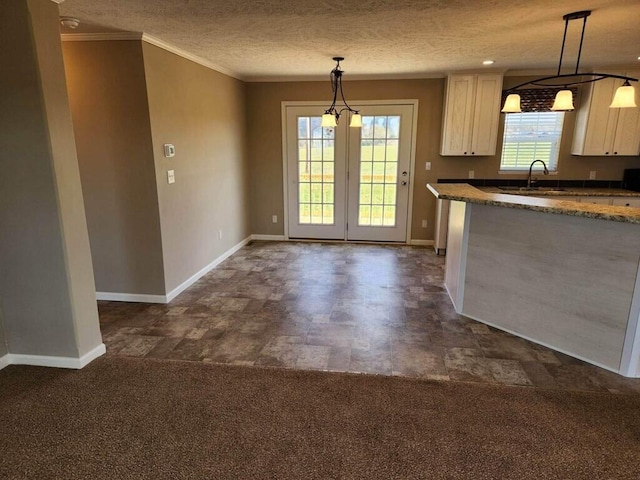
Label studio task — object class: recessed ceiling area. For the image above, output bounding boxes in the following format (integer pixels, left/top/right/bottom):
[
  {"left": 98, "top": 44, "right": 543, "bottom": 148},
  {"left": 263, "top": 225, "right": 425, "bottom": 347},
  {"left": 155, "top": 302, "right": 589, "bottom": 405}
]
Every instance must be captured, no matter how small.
[{"left": 58, "top": 0, "right": 640, "bottom": 81}]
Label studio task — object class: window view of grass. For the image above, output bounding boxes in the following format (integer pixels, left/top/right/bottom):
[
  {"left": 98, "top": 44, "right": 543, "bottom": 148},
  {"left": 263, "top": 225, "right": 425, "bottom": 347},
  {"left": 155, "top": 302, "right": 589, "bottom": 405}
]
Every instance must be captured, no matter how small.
[
  {"left": 296, "top": 115, "right": 401, "bottom": 227},
  {"left": 500, "top": 112, "right": 564, "bottom": 171},
  {"left": 358, "top": 115, "right": 400, "bottom": 226},
  {"left": 297, "top": 117, "right": 335, "bottom": 224}
]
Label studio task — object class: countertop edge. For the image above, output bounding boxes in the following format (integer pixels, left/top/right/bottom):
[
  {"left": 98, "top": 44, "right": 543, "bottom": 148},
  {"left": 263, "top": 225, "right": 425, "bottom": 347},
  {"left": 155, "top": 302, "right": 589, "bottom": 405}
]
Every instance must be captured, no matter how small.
[{"left": 427, "top": 183, "right": 640, "bottom": 225}]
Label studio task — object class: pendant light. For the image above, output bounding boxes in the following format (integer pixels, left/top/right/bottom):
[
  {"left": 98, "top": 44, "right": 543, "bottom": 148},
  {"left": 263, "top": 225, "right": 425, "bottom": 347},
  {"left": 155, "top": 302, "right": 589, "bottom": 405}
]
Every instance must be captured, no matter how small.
[
  {"left": 501, "top": 11, "right": 638, "bottom": 113},
  {"left": 610, "top": 81, "right": 637, "bottom": 108},
  {"left": 321, "top": 57, "right": 362, "bottom": 128},
  {"left": 501, "top": 94, "right": 522, "bottom": 113},
  {"left": 551, "top": 90, "right": 574, "bottom": 111}
]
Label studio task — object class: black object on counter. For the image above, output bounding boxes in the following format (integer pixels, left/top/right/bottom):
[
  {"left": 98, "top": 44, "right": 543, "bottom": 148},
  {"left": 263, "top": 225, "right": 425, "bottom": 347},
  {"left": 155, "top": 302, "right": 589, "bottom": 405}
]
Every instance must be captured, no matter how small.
[{"left": 623, "top": 169, "right": 640, "bottom": 192}]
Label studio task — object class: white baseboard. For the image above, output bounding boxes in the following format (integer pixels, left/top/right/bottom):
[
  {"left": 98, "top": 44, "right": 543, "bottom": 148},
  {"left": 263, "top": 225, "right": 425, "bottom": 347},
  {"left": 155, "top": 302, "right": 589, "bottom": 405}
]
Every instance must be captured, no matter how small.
[
  {"left": 96, "top": 236, "right": 253, "bottom": 305},
  {"left": 250, "top": 235, "right": 433, "bottom": 246},
  {"left": 250, "top": 234, "right": 286, "bottom": 241},
  {"left": 408, "top": 239, "right": 434, "bottom": 246},
  {"left": 165, "top": 236, "right": 252, "bottom": 302},
  {"left": 0, "top": 354, "right": 10, "bottom": 371},
  {"left": 3, "top": 343, "right": 106, "bottom": 370},
  {"left": 96, "top": 292, "right": 167, "bottom": 304}
]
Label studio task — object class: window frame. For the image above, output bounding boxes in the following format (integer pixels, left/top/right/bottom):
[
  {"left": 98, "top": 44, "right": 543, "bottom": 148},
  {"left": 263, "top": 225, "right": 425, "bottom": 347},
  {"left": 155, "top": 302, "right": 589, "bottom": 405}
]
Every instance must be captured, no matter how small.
[{"left": 499, "top": 111, "right": 565, "bottom": 173}]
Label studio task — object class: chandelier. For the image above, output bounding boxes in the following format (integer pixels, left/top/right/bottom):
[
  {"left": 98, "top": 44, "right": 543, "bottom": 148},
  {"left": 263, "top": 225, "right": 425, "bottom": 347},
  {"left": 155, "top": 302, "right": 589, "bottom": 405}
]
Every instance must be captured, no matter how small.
[
  {"left": 321, "top": 57, "right": 362, "bottom": 128},
  {"left": 501, "top": 11, "right": 638, "bottom": 113}
]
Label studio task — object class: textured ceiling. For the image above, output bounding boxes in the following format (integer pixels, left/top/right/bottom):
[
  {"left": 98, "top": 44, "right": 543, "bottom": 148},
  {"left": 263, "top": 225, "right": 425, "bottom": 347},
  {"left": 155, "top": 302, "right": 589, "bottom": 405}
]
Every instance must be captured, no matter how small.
[{"left": 58, "top": 0, "right": 640, "bottom": 81}]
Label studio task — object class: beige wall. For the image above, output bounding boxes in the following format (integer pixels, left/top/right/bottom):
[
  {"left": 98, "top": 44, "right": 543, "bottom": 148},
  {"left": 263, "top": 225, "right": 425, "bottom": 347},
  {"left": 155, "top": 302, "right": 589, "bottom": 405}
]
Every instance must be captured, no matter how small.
[
  {"left": 0, "top": 0, "right": 101, "bottom": 357},
  {"left": 0, "top": 307, "right": 6, "bottom": 358},
  {"left": 247, "top": 79, "right": 445, "bottom": 240},
  {"left": 142, "top": 43, "right": 251, "bottom": 293},
  {"left": 63, "top": 40, "right": 166, "bottom": 296},
  {"left": 246, "top": 77, "right": 640, "bottom": 241}
]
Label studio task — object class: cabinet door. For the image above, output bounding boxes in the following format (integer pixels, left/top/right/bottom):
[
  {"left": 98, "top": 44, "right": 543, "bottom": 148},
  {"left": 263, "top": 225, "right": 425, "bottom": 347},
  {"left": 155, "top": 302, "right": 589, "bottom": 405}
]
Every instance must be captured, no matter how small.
[
  {"left": 470, "top": 74, "right": 503, "bottom": 155},
  {"left": 573, "top": 78, "right": 619, "bottom": 155},
  {"left": 440, "top": 75, "right": 474, "bottom": 155},
  {"left": 611, "top": 198, "right": 640, "bottom": 208},
  {"left": 612, "top": 71, "right": 640, "bottom": 156}
]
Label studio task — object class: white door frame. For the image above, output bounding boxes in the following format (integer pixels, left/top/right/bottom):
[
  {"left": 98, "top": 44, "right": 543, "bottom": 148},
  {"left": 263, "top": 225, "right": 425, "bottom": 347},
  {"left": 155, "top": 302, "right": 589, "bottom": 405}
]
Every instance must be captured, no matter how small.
[{"left": 281, "top": 99, "right": 419, "bottom": 243}]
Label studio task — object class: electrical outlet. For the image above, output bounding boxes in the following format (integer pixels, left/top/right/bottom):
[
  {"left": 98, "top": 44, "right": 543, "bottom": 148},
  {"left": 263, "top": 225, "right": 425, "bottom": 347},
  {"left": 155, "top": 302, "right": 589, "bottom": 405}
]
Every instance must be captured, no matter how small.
[
  {"left": 218, "top": 230, "right": 222, "bottom": 240},
  {"left": 421, "top": 220, "right": 428, "bottom": 228},
  {"left": 167, "top": 170, "right": 175, "bottom": 184},
  {"left": 589, "top": 170, "right": 596, "bottom": 180},
  {"left": 272, "top": 215, "right": 278, "bottom": 223},
  {"left": 425, "top": 162, "right": 432, "bottom": 171},
  {"left": 468, "top": 170, "right": 475, "bottom": 179}
]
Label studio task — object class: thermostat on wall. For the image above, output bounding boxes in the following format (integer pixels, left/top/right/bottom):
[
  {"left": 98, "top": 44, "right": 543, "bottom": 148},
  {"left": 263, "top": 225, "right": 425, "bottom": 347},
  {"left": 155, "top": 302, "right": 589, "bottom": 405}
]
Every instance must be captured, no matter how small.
[{"left": 163, "top": 144, "right": 176, "bottom": 158}]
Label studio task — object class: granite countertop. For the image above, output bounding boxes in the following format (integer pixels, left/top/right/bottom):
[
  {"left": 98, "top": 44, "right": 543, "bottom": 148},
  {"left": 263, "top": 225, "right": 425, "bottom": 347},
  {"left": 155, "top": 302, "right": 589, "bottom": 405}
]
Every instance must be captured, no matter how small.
[
  {"left": 478, "top": 187, "right": 640, "bottom": 197},
  {"left": 427, "top": 183, "right": 640, "bottom": 225}
]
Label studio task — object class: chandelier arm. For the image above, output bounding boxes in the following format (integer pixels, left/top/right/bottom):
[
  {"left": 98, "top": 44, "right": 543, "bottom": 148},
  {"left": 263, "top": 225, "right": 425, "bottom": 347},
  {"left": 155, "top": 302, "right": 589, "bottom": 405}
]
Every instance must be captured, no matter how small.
[
  {"left": 505, "top": 73, "right": 638, "bottom": 93},
  {"left": 326, "top": 70, "right": 339, "bottom": 114},
  {"left": 337, "top": 107, "right": 356, "bottom": 116},
  {"left": 337, "top": 75, "right": 357, "bottom": 113}
]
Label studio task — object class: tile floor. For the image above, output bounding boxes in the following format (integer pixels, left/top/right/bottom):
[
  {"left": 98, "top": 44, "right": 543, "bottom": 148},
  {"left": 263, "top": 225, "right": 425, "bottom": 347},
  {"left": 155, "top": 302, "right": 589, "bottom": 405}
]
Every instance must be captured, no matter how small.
[{"left": 99, "top": 241, "right": 640, "bottom": 394}]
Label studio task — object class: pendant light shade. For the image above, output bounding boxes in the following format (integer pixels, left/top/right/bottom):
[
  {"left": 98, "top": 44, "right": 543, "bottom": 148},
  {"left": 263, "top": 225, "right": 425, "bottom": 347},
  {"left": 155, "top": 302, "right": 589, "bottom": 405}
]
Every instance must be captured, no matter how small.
[
  {"left": 609, "top": 82, "right": 637, "bottom": 108},
  {"left": 501, "top": 94, "right": 522, "bottom": 113},
  {"left": 349, "top": 113, "right": 362, "bottom": 128},
  {"left": 322, "top": 113, "right": 338, "bottom": 128},
  {"left": 551, "top": 90, "right": 574, "bottom": 111}
]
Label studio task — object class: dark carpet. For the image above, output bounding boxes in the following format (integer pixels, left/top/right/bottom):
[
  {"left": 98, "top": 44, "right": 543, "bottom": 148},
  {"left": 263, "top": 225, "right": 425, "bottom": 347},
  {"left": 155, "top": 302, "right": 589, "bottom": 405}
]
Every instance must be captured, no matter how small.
[{"left": 1, "top": 357, "right": 639, "bottom": 479}]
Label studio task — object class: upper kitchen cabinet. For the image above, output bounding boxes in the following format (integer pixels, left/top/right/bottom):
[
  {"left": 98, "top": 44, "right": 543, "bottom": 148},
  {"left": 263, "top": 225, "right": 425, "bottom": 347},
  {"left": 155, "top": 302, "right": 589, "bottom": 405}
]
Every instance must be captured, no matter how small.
[
  {"left": 440, "top": 74, "right": 503, "bottom": 156},
  {"left": 572, "top": 71, "right": 640, "bottom": 156}
]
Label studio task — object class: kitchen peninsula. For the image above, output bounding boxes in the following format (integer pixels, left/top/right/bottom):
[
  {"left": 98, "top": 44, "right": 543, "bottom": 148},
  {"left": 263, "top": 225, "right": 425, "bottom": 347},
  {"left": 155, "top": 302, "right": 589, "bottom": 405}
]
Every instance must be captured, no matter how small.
[{"left": 428, "top": 183, "right": 640, "bottom": 378}]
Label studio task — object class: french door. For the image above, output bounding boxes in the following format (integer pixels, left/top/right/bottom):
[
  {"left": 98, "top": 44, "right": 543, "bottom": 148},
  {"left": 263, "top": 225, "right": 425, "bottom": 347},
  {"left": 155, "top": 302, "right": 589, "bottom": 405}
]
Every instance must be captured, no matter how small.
[{"left": 285, "top": 103, "right": 415, "bottom": 242}]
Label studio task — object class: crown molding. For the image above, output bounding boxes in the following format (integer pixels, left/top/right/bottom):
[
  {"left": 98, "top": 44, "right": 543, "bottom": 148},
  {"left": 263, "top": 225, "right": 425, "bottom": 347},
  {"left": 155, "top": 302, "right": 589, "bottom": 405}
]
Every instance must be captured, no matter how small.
[
  {"left": 59, "top": 31, "right": 242, "bottom": 80},
  {"left": 61, "top": 32, "right": 142, "bottom": 42},
  {"left": 141, "top": 33, "right": 241, "bottom": 80}
]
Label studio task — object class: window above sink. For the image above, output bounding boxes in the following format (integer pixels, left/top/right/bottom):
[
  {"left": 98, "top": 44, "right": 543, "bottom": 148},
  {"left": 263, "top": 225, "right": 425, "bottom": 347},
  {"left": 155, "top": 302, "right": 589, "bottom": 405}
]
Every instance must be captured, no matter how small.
[{"left": 500, "top": 112, "right": 565, "bottom": 173}]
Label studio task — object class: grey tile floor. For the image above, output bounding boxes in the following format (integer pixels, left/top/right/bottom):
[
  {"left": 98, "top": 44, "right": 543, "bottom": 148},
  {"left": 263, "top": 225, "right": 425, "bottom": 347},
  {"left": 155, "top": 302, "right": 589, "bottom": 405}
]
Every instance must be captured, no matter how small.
[{"left": 99, "top": 241, "right": 640, "bottom": 394}]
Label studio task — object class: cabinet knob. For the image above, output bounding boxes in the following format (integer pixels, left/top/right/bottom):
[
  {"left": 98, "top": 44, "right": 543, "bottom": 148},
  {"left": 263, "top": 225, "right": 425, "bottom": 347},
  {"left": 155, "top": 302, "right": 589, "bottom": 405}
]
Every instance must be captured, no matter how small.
[
  {"left": 471, "top": 152, "right": 475, "bottom": 155},
  {"left": 614, "top": 152, "right": 618, "bottom": 155},
  {"left": 464, "top": 152, "right": 467, "bottom": 155},
  {"left": 605, "top": 152, "right": 609, "bottom": 155}
]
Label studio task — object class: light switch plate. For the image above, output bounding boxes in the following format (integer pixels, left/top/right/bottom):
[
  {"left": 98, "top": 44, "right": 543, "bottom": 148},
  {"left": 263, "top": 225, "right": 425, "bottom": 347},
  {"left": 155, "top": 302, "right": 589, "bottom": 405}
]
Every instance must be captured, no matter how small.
[
  {"left": 167, "top": 170, "right": 175, "bottom": 184},
  {"left": 425, "top": 162, "right": 432, "bottom": 171},
  {"left": 589, "top": 170, "right": 596, "bottom": 180},
  {"left": 468, "top": 170, "right": 475, "bottom": 179}
]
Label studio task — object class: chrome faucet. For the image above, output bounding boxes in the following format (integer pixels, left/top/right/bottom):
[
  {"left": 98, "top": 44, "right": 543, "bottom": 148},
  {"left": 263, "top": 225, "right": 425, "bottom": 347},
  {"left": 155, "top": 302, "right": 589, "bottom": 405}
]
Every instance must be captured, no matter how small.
[{"left": 527, "top": 160, "right": 549, "bottom": 189}]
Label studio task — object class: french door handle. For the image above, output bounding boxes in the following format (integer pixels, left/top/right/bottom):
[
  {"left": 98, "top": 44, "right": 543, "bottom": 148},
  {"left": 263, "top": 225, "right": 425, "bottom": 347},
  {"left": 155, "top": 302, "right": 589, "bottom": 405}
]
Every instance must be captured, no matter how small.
[{"left": 401, "top": 181, "right": 408, "bottom": 186}]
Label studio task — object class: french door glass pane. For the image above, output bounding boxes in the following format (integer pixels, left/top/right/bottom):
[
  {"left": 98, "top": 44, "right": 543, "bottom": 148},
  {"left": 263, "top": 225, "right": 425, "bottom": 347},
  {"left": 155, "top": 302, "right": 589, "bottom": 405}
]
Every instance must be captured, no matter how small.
[
  {"left": 358, "top": 115, "right": 401, "bottom": 226},
  {"left": 297, "top": 116, "right": 335, "bottom": 225}
]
